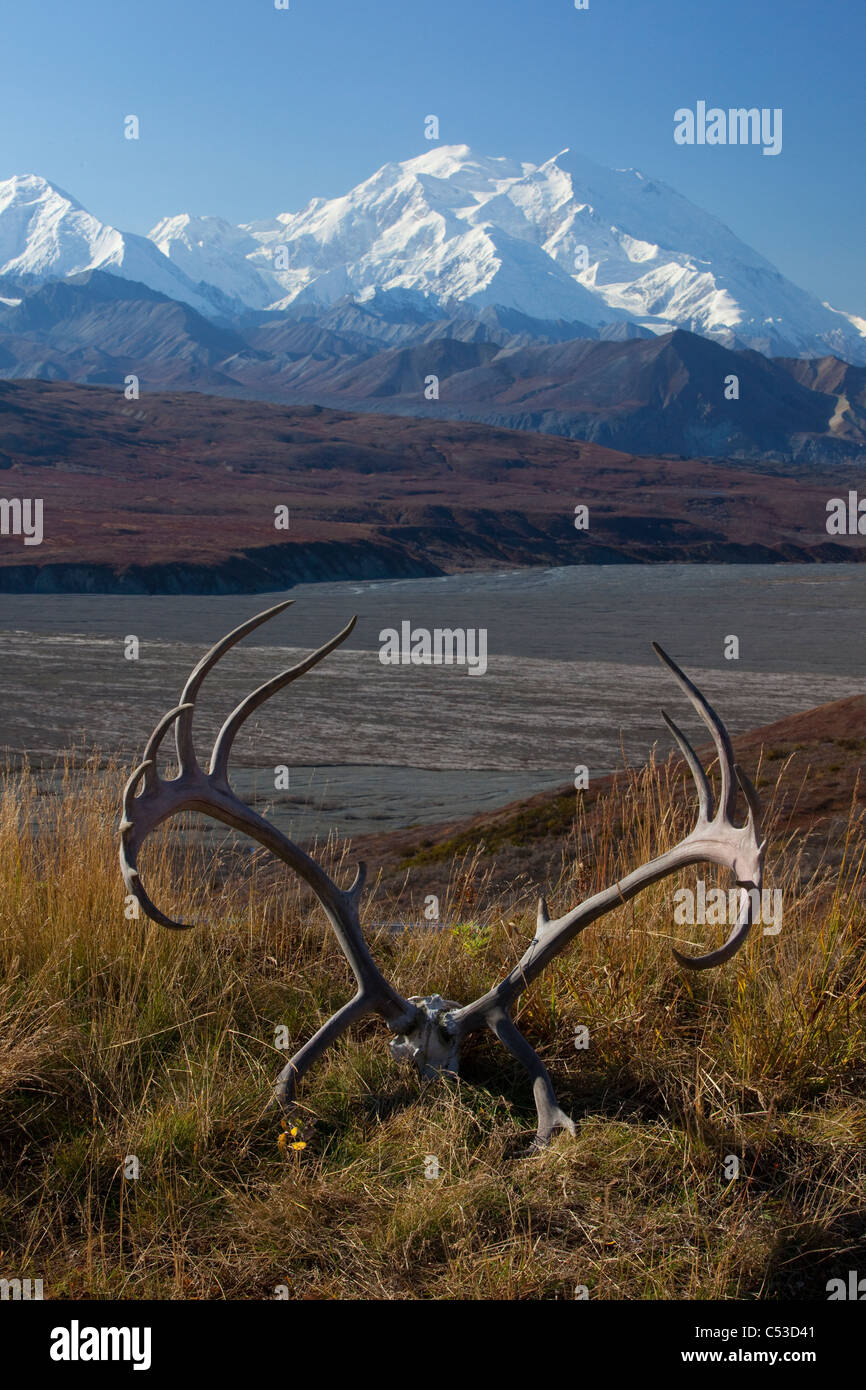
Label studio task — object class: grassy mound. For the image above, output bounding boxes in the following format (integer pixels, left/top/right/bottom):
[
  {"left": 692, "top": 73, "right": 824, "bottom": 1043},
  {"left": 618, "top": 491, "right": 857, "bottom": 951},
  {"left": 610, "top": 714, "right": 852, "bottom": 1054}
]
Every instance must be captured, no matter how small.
[{"left": 0, "top": 752, "right": 863, "bottom": 1300}]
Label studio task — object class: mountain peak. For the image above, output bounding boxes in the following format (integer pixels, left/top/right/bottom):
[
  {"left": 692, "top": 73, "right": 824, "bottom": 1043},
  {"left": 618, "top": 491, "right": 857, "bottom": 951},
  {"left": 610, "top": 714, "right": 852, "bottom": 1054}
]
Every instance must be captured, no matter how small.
[
  {"left": 407, "top": 141, "right": 474, "bottom": 163},
  {"left": 0, "top": 174, "right": 224, "bottom": 317},
  {"left": 0, "top": 173, "right": 83, "bottom": 211},
  {"left": 0, "top": 156, "right": 863, "bottom": 362},
  {"left": 398, "top": 144, "right": 532, "bottom": 185}
]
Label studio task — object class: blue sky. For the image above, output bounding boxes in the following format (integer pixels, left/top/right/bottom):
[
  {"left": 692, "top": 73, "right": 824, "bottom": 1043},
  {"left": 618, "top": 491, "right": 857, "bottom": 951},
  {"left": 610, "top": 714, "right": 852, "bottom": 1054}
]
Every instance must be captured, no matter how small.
[{"left": 3, "top": 0, "right": 864, "bottom": 313}]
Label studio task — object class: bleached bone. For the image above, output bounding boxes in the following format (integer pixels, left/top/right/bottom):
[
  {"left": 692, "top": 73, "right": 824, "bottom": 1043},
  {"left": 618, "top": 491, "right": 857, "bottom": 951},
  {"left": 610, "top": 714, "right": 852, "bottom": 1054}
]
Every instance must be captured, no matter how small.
[{"left": 120, "top": 604, "right": 765, "bottom": 1148}]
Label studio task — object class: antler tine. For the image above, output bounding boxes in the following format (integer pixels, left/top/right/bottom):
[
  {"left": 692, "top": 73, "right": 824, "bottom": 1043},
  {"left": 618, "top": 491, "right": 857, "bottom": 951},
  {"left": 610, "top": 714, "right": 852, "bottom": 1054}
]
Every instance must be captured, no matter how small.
[
  {"left": 120, "top": 703, "right": 186, "bottom": 844},
  {"left": 652, "top": 642, "right": 736, "bottom": 822},
  {"left": 120, "top": 759, "right": 154, "bottom": 820},
  {"left": 660, "top": 709, "right": 713, "bottom": 821},
  {"left": 121, "top": 857, "right": 194, "bottom": 931},
  {"left": 119, "top": 759, "right": 196, "bottom": 932},
  {"left": 136, "top": 702, "right": 194, "bottom": 791},
  {"left": 673, "top": 886, "right": 754, "bottom": 971},
  {"left": 174, "top": 600, "right": 294, "bottom": 769},
  {"left": 736, "top": 763, "right": 763, "bottom": 837},
  {"left": 209, "top": 616, "right": 357, "bottom": 784},
  {"left": 120, "top": 602, "right": 295, "bottom": 933}
]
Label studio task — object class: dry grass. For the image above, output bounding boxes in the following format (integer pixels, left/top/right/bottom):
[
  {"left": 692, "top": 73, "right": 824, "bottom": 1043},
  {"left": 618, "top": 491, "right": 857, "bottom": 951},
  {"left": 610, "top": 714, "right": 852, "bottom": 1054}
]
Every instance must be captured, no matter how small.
[{"left": 0, "top": 751, "right": 864, "bottom": 1300}]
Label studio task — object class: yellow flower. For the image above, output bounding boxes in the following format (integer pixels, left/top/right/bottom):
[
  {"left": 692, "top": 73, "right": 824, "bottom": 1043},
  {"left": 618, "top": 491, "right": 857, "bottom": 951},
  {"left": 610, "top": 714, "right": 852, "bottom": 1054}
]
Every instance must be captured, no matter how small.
[{"left": 278, "top": 1121, "right": 306, "bottom": 1152}]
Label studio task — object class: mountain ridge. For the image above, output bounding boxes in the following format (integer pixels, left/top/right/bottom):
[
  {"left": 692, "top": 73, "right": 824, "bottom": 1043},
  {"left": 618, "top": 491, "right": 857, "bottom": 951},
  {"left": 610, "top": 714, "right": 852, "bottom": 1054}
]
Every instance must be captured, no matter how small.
[
  {"left": 1, "top": 147, "right": 864, "bottom": 362},
  {"left": 1, "top": 270, "right": 862, "bottom": 466}
]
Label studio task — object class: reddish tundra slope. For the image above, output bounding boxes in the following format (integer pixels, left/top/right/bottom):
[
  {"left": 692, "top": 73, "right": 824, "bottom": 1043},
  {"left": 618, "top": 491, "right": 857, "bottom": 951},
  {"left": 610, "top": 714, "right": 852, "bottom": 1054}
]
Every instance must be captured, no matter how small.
[
  {"left": 0, "top": 380, "right": 860, "bottom": 592},
  {"left": 362, "top": 694, "right": 866, "bottom": 900}
]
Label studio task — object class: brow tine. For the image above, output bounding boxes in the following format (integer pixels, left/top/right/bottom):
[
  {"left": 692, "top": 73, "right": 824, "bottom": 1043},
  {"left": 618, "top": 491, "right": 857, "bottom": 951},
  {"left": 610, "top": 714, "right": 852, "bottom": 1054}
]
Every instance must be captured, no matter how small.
[
  {"left": 174, "top": 600, "right": 294, "bottom": 768},
  {"left": 209, "top": 617, "right": 357, "bottom": 783},
  {"left": 672, "top": 886, "right": 754, "bottom": 970},
  {"left": 121, "top": 863, "right": 194, "bottom": 930},
  {"left": 661, "top": 709, "right": 713, "bottom": 821},
  {"left": 652, "top": 642, "right": 736, "bottom": 821}
]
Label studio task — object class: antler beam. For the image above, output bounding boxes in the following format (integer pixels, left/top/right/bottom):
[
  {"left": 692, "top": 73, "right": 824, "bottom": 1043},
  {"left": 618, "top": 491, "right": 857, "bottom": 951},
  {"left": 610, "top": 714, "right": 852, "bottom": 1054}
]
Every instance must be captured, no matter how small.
[{"left": 120, "top": 606, "right": 765, "bottom": 1149}]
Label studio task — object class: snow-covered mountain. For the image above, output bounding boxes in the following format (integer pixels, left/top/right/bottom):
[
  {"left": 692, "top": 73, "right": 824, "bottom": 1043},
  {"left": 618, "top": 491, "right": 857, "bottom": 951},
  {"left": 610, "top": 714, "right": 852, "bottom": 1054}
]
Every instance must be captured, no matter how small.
[
  {"left": 0, "top": 175, "right": 223, "bottom": 317},
  {"left": 1, "top": 149, "right": 864, "bottom": 362}
]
